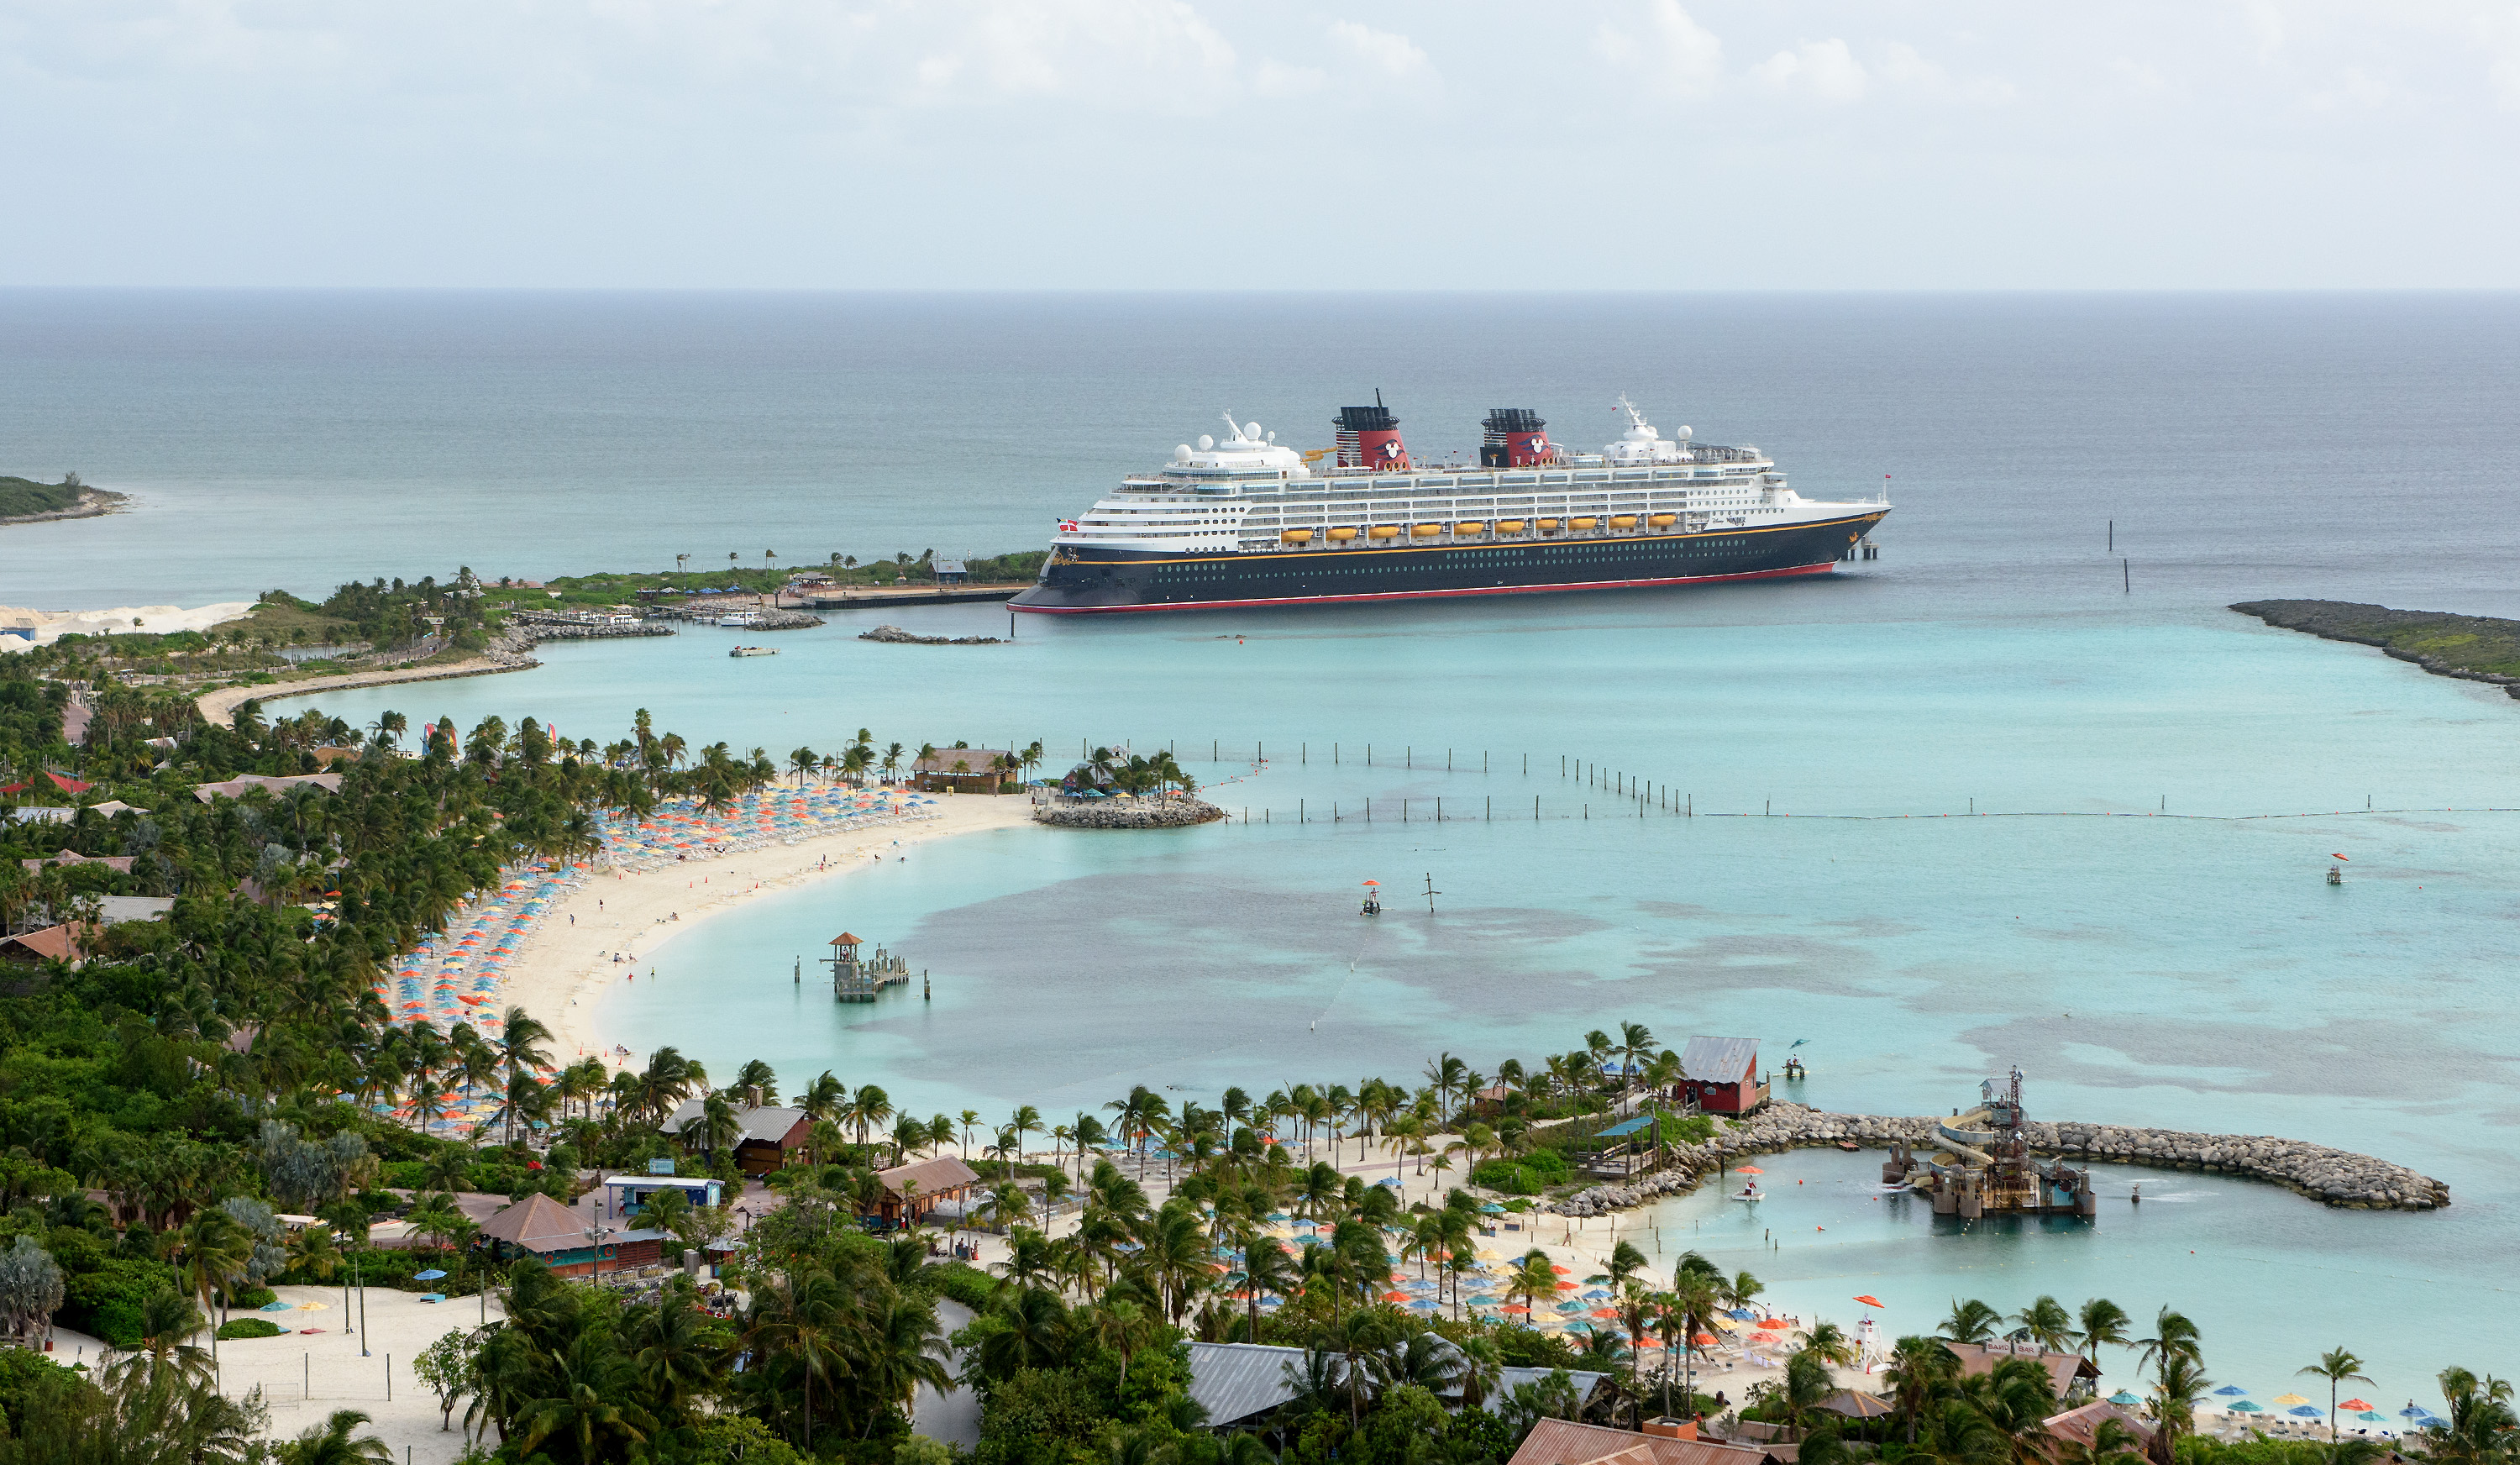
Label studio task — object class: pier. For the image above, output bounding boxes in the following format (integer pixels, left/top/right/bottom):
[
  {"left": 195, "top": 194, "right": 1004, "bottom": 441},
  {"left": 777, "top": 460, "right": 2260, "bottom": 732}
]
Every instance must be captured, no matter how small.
[{"left": 821, "top": 931, "right": 913, "bottom": 1001}]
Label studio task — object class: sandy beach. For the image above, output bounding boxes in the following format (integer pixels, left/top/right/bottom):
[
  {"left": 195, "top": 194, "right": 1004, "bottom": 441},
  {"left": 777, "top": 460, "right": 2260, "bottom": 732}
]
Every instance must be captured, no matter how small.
[{"left": 503, "top": 791, "right": 1039, "bottom": 1065}]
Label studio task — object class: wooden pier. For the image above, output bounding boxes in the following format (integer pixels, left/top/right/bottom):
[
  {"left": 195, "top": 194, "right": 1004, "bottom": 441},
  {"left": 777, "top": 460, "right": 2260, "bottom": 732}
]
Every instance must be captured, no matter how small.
[{"left": 823, "top": 932, "right": 913, "bottom": 1002}]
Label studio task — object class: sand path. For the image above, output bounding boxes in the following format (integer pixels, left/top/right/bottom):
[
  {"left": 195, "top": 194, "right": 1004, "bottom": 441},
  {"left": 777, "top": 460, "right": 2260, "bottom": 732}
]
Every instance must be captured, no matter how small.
[{"left": 502, "top": 792, "right": 1039, "bottom": 1066}]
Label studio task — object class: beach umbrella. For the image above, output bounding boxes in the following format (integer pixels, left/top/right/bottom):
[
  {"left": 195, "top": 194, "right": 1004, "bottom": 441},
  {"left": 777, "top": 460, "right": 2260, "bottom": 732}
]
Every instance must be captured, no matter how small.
[
  {"left": 2272, "top": 1394, "right": 2311, "bottom": 1408},
  {"left": 1565, "top": 1321, "right": 1593, "bottom": 1333},
  {"left": 1499, "top": 1303, "right": 1530, "bottom": 1314},
  {"left": 1408, "top": 1300, "right": 1438, "bottom": 1311},
  {"left": 1693, "top": 1332, "right": 1718, "bottom": 1347},
  {"left": 2339, "top": 1400, "right": 2374, "bottom": 1413},
  {"left": 2287, "top": 1407, "right": 2323, "bottom": 1420},
  {"left": 413, "top": 1269, "right": 448, "bottom": 1281},
  {"left": 1728, "top": 1308, "right": 1757, "bottom": 1320},
  {"left": 1737, "top": 1166, "right": 1764, "bottom": 1175},
  {"left": 1854, "top": 1295, "right": 1884, "bottom": 1308},
  {"left": 2355, "top": 1412, "right": 2386, "bottom": 1423},
  {"left": 1590, "top": 1307, "right": 1620, "bottom": 1320},
  {"left": 1551, "top": 1264, "right": 1571, "bottom": 1274},
  {"left": 1556, "top": 1281, "right": 1578, "bottom": 1291},
  {"left": 1759, "top": 1318, "right": 1793, "bottom": 1330},
  {"left": 2229, "top": 1401, "right": 2264, "bottom": 1415},
  {"left": 2109, "top": 1392, "right": 2142, "bottom": 1407},
  {"left": 1480, "top": 1203, "right": 1504, "bottom": 1214},
  {"left": 2213, "top": 1387, "right": 2249, "bottom": 1398}
]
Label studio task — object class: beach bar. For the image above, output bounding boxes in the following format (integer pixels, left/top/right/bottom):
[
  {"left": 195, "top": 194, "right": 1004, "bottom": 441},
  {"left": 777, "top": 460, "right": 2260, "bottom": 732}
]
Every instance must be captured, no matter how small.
[
  {"left": 874, "top": 1155, "right": 981, "bottom": 1226},
  {"left": 478, "top": 1192, "right": 662, "bottom": 1279}
]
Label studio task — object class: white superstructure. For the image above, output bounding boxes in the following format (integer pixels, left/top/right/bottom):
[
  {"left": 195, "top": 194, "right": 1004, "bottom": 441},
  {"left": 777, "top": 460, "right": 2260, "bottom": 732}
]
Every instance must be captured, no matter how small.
[{"left": 1053, "top": 401, "right": 1882, "bottom": 556}]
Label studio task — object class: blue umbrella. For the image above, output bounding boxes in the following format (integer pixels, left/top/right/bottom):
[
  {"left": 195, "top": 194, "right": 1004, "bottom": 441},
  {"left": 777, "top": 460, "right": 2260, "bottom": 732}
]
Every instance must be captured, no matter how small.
[
  {"left": 2214, "top": 1386, "right": 2249, "bottom": 1398},
  {"left": 2229, "top": 1401, "right": 2264, "bottom": 1415},
  {"left": 2288, "top": 1407, "right": 2323, "bottom": 1420},
  {"left": 412, "top": 1269, "right": 448, "bottom": 1281},
  {"left": 1582, "top": 1289, "right": 1614, "bottom": 1300},
  {"left": 1729, "top": 1307, "right": 1758, "bottom": 1320},
  {"left": 2400, "top": 1406, "right": 2430, "bottom": 1420},
  {"left": 1407, "top": 1300, "right": 1439, "bottom": 1311},
  {"left": 1480, "top": 1203, "right": 1504, "bottom": 1214},
  {"left": 2109, "top": 1392, "right": 2141, "bottom": 1407}
]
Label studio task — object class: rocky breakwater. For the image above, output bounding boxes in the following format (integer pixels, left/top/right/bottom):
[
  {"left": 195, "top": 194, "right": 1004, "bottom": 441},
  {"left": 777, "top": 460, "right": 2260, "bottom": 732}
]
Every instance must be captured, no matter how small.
[
  {"left": 859, "top": 624, "right": 1002, "bottom": 645},
  {"left": 2233, "top": 600, "right": 2520, "bottom": 700},
  {"left": 1032, "top": 796, "right": 1225, "bottom": 829},
  {"left": 1541, "top": 1102, "right": 2448, "bottom": 1217}
]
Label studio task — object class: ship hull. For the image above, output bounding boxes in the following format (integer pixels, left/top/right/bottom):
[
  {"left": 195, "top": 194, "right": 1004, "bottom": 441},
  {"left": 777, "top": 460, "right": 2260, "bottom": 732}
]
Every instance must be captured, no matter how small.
[{"left": 1012, "top": 512, "right": 1882, "bottom": 614}]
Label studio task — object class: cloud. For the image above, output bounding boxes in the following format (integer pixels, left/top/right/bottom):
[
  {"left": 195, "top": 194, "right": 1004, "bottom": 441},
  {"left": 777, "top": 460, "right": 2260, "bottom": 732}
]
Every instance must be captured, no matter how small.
[
  {"left": 1753, "top": 38, "right": 1866, "bottom": 103},
  {"left": 2307, "top": 66, "right": 2390, "bottom": 110},
  {"left": 2492, "top": 6, "right": 2520, "bottom": 110},
  {"left": 903, "top": 0, "right": 1238, "bottom": 107},
  {"left": 1593, "top": 0, "right": 1725, "bottom": 98},
  {"left": 1328, "top": 20, "right": 1431, "bottom": 81}
]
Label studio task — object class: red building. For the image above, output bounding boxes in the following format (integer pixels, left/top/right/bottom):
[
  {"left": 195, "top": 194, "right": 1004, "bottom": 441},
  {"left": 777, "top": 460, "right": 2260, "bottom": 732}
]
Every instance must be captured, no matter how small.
[{"left": 1677, "top": 1037, "right": 1768, "bottom": 1115}]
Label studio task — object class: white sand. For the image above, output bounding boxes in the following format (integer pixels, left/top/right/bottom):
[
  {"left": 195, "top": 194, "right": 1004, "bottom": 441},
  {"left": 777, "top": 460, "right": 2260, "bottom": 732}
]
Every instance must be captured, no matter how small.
[
  {"left": 0, "top": 601, "right": 255, "bottom": 648},
  {"left": 503, "top": 792, "right": 1041, "bottom": 1066}
]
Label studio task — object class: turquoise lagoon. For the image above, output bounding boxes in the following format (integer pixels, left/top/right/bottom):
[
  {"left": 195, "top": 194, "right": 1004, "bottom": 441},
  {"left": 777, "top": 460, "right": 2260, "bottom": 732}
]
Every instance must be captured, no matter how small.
[{"left": 317, "top": 591, "right": 2520, "bottom": 1402}]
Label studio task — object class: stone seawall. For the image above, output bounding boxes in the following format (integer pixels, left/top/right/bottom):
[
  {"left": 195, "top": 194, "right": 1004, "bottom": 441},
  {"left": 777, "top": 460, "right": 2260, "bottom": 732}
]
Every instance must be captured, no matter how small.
[
  {"left": 1032, "top": 797, "right": 1225, "bottom": 829},
  {"left": 1542, "top": 1102, "right": 2449, "bottom": 1217}
]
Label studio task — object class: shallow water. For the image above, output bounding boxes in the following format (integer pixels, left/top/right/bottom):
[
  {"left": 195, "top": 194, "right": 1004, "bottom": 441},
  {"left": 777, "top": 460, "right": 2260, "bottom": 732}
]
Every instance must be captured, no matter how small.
[{"left": 22, "top": 290, "right": 2520, "bottom": 1390}]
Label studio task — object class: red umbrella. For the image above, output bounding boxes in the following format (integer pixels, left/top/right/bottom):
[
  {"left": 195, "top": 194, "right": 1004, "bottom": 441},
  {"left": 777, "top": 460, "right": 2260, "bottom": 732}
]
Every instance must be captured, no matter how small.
[
  {"left": 1854, "top": 1295, "right": 1884, "bottom": 1308},
  {"left": 1501, "top": 1303, "right": 1531, "bottom": 1314},
  {"left": 1383, "top": 1291, "right": 1410, "bottom": 1302},
  {"left": 1737, "top": 1165, "right": 1765, "bottom": 1175},
  {"left": 2341, "top": 1400, "right": 2374, "bottom": 1413},
  {"left": 1590, "top": 1307, "right": 1620, "bottom": 1320},
  {"left": 1556, "top": 1281, "right": 1578, "bottom": 1291},
  {"left": 1551, "top": 1264, "right": 1572, "bottom": 1274}
]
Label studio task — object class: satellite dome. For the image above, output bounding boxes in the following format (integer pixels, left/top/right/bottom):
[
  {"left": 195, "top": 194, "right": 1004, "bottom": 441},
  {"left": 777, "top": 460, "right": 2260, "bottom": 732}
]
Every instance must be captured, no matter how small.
[
  {"left": 1174, "top": 444, "right": 1194, "bottom": 463},
  {"left": 1677, "top": 426, "right": 1693, "bottom": 440},
  {"left": 1198, "top": 434, "right": 1215, "bottom": 451},
  {"left": 1245, "top": 422, "right": 1263, "bottom": 439}
]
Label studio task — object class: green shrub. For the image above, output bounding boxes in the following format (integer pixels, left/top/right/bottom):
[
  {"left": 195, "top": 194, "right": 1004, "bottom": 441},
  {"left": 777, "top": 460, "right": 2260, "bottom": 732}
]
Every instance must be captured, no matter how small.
[
  {"left": 58, "top": 1257, "right": 181, "bottom": 1347},
  {"left": 219, "top": 1286, "right": 276, "bottom": 1310},
  {"left": 921, "top": 1262, "right": 1000, "bottom": 1312},
  {"left": 1472, "top": 1149, "right": 1570, "bottom": 1195},
  {"left": 217, "top": 1317, "right": 284, "bottom": 1341}
]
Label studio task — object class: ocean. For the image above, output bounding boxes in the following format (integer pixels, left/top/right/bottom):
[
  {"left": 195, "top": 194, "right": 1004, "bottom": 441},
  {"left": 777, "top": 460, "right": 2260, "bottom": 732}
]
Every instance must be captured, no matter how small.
[{"left": 10, "top": 289, "right": 2520, "bottom": 1402}]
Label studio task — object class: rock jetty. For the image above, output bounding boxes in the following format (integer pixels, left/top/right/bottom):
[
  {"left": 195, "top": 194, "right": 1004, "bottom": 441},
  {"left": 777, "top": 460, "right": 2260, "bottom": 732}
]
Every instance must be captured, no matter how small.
[
  {"left": 859, "top": 624, "right": 1003, "bottom": 645},
  {"left": 1033, "top": 796, "right": 1224, "bottom": 829},
  {"left": 2233, "top": 600, "right": 2520, "bottom": 700},
  {"left": 1541, "top": 1102, "right": 2449, "bottom": 1216}
]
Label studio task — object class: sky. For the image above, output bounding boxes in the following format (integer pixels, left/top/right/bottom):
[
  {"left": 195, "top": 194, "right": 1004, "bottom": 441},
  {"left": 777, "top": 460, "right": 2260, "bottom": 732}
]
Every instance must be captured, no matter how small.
[{"left": 4, "top": 1, "right": 2518, "bottom": 289}]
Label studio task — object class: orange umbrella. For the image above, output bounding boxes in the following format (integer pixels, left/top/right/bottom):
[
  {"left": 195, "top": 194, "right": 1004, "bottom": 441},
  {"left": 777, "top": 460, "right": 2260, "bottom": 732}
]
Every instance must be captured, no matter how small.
[
  {"left": 1501, "top": 1303, "right": 1531, "bottom": 1314},
  {"left": 1383, "top": 1291, "right": 1410, "bottom": 1302},
  {"left": 2341, "top": 1400, "right": 2375, "bottom": 1413},
  {"left": 1760, "top": 1318, "right": 1792, "bottom": 1329},
  {"left": 1557, "top": 1281, "right": 1578, "bottom": 1290},
  {"left": 1737, "top": 1166, "right": 1765, "bottom": 1175},
  {"left": 1693, "top": 1331, "right": 1718, "bottom": 1346},
  {"left": 1854, "top": 1295, "right": 1884, "bottom": 1308},
  {"left": 1551, "top": 1264, "right": 1572, "bottom": 1274},
  {"left": 1590, "top": 1307, "right": 1620, "bottom": 1320}
]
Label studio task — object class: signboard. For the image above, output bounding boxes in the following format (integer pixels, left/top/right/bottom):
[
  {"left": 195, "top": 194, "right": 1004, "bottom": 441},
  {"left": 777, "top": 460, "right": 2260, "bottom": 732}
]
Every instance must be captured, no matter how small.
[{"left": 648, "top": 1158, "right": 676, "bottom": 1175}]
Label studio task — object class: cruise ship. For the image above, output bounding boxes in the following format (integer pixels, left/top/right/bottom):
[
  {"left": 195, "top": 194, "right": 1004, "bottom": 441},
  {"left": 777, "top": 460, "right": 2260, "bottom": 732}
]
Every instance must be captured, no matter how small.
[{"left": 1009, "top": 396, "right": 1890, "bottom": 614}]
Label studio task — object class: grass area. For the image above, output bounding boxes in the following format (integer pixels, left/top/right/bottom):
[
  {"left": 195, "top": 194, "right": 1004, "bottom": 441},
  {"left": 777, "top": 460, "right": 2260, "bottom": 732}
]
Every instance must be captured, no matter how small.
[
  {"left": 2233, "top": 600, "right": 2520, "bottom": 679},
  {"left": 0, "top": 475, "right": 87, "bottom": 518}
]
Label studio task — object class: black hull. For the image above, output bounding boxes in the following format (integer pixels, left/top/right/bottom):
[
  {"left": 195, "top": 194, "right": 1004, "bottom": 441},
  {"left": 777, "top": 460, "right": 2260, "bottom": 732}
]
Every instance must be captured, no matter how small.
[{"left": 1012, "top": 512, "right": 1885, "bottom": 614}]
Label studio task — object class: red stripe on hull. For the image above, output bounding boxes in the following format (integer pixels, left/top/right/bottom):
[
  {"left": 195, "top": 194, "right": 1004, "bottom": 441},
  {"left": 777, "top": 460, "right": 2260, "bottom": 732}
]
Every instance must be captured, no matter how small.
[{"left": 1011, "top": 560, "right": 1838, "bottom": 615}]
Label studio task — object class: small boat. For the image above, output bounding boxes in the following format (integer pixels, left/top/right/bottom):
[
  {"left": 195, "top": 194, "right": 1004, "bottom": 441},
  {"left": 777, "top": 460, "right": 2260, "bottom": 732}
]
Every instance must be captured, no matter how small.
[
  {"left": 717, "top": 614, "right": 759, "bottom": 627},
  {"left": 729, "top": 645, "right": 777, "bottom": 658},
  {"left": 1728, "top": 1189, "right": 1767, "bottom": 1203}
]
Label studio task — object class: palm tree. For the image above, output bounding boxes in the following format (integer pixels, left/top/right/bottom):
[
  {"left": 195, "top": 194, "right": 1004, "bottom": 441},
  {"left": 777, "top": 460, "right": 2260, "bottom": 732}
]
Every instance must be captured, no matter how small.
[
  {"left": 2078, "top": 1297, "right": 2132, "bottom": 1361},
  {"left": 276, "top": 1408, "right": 392, "bottom": 1465},
  {"left": 1944, "top": 1297, "right": 2002, "bottom": 1344},
  {"left": 495, "top": 1006, "right": 554, "bottom": 1146},
  {"left": 171, "top": 1209, "right": 253, "bottom": 1360},
  {"left": 2148, "top": 1352, "right": 2212, "bottom": 1458},
  {"left": 1882, "top": 1335, "right": 1961, "bottom": 1444},
  {"left": 2013, "top": 1294, "right": 2077, "bottom": 1352},
  {"left": 743, "top": 1266, "right": 853, "bottom": 1452},
  {"left": 2299, "top": 1348, "right": 2373, "bottom": 1442}
]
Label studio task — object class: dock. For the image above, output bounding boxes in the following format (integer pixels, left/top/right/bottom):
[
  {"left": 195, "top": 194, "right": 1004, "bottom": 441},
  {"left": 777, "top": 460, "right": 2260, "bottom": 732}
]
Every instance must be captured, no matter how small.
[{"left": 821, "top": 931, "right": 913, "bottom": 1001}]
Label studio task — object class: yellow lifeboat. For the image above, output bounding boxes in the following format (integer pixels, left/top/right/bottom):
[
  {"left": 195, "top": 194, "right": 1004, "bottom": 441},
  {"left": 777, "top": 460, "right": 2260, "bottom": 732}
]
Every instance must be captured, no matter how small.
[
  {"left": 1454, "top": 521, "right": 1486, "bottom": 537},
  {"left": 1281, "top": 528, "right": 1314, "bottom": 544},
  {"left": 1495, "top": 519, "right": 1527, "bottom": 534},
  {"left": 1648, "top": 513, "right": 1676, "bottom": 528},
  {"left": 1610, "top": 515, "right": 1638, "bottom": 529},
  {"left": 1570, "top": 517, "right": 1599, "bottom": 531},
  {"left": 1537, "top": 518, "right": 1562, "bottom": 534},
  {"left": 1412, "top": 522, "right": 1442, "bottom": 538},
  {"left": 1368, "top": 525, "right": 1401, "bottom": 541},
  {"left": 1327, "top": 526, "right": 1358, "bottom": 541}
]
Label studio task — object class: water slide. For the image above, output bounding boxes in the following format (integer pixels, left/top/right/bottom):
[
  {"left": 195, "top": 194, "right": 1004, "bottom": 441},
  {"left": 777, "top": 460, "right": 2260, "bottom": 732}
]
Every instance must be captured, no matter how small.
[{"left": 1932, "top": 1107, "right": 1997, "bottom": 1169}]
